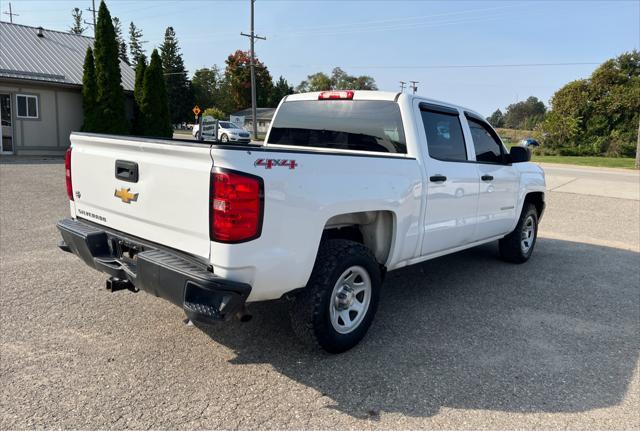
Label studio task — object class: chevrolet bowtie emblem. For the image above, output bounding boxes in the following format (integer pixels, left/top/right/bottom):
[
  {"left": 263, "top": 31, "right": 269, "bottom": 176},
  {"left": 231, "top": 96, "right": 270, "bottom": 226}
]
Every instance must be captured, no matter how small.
[{"left": 114, "top": 187, "right": 138, "bottom": 204}]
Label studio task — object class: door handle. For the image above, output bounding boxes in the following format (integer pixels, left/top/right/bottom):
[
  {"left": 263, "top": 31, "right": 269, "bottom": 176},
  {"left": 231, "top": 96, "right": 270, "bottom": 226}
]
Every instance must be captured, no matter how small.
[
  {"left": 429, "top": 175, "right": 447, "bottom": 183},
  {"left": 115, "top": 160, "right": 139, "bottom": 183},
  {"left": 481, "top": 175, "right": 494, "bottom": 181}
]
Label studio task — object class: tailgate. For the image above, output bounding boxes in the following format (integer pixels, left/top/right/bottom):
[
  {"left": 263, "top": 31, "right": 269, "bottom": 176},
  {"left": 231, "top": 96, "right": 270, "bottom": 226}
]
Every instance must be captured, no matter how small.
[{"left": 70, "top": 133, "right": 213, "bottom": 259}]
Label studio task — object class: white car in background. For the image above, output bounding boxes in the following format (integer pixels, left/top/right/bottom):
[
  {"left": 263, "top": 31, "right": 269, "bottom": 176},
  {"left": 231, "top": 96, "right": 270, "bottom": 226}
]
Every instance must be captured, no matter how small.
[{"left": 192, "top": 120, "right": 251, "bottom": 143}]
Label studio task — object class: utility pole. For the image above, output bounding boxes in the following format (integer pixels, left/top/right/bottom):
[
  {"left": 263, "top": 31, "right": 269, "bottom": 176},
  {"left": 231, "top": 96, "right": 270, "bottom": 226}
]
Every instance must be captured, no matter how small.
[
  {"left": 399, "top": 81, "right": 406, "bottom": 92},
  {"left": 84, "top": 0, "right": 97, "bottom": 35},
  {"left": 3, "top": 3, "right": 19, "bottom": 23},
  {"left": 409, "top": 81, "right": 419, "bottom": 95},
  {"left": 635, "top": 117, "right": 639, "bottom": 169},
  {"left": 241, "top": 0, "right": 266, "bottom": 140}
]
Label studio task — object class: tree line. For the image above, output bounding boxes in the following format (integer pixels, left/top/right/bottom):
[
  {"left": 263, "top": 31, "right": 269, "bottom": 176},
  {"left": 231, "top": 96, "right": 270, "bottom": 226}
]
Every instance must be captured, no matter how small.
[
  {"left": 488, "top": 51, "right": 639, "bottom": 158},
  {"left": 73, "top": 2, "right": 379, "bottom": 136},
  {"left": 79, "top": 1, "right": 172, "bottom": 137}
]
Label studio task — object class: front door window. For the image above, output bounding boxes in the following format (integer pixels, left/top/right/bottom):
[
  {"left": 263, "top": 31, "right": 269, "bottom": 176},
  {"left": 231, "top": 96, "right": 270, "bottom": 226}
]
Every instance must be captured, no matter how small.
[{"left": 1, "top": 94, "right": 13, "bottom": 154}]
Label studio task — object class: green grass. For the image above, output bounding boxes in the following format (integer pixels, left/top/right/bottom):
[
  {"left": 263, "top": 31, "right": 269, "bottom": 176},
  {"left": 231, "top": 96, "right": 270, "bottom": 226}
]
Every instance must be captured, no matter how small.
[{"left": 532, "top": 155, "right": 637, "bottom": 169}]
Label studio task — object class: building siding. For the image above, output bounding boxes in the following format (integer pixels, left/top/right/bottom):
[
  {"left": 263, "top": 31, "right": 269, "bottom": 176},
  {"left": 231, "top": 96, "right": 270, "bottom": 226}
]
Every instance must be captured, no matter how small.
[{"left": 1, "top": 81, "right": 83, "bottom": 155}]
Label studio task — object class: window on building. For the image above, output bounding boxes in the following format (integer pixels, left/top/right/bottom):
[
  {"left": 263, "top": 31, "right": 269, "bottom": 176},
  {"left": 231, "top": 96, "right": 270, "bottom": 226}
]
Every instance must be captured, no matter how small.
[{"left": 16, "top": 94, "right": 38, "bottom": 119}]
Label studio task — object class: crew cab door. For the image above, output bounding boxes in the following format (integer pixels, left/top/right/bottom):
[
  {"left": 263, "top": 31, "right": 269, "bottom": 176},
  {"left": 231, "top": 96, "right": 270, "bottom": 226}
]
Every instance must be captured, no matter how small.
[
  {"left": 464, "top": 114, "right": 519, "bottom": 240},
  {"left": 418, "top": 103, "right": 480, "bottom": 256}
]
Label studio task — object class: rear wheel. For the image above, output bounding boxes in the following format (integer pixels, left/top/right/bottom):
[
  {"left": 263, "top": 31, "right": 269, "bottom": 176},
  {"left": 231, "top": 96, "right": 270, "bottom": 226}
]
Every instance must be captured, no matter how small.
[
  {"left": 289, "top": 239, "right": 381, "bottom": 353},
  {"left": 499, "top": 203, "right": 538, "bottom": 263}
]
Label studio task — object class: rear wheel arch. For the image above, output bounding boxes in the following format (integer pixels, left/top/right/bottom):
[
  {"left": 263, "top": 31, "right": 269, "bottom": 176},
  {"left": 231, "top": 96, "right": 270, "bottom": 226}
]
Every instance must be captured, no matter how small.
[{"left": 321, "top": 210, "right": 395, "bottom": 267}]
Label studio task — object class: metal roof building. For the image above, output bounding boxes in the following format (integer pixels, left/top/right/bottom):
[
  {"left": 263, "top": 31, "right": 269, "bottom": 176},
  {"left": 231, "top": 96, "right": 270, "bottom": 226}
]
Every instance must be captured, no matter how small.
[{"left": 0, "top": 22, "right": 135, "bottom": 156}]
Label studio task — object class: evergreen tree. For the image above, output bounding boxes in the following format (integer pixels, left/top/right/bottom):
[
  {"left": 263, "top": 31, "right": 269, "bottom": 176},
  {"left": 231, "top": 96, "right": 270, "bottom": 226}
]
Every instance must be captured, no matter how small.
[
  {"left": 112, "top": 17, "right": 130, "bottom": 65},
  {"left": 159, "top": 26, "right": 193, "bottom": 125},
  {"left": 141, "top": 49, "right": 172, "bottom": 137},
  {"left": 81, "top": 47, "right": 97, "bottom": 131},
  {"left": 131, "top": 54, "right": 147, "bottom": 135},
  {"left": 269, "top": 76, "right": 294, "bottom": 107},
  {"left": 93, "top": 0, "right": 128, "bottom": 134},
  {"left": 128, "top": 22, "right": 145, "bottom": 67},
  {"left": 70, "top": 8, "right": 86, "bottom": 35}
]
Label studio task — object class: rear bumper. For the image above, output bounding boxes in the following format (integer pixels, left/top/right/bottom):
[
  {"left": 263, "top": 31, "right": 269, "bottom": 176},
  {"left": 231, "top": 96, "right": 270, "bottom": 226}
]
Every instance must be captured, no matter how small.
[{"left": 57, "top": 218, "right": 251, "bottom": 323}]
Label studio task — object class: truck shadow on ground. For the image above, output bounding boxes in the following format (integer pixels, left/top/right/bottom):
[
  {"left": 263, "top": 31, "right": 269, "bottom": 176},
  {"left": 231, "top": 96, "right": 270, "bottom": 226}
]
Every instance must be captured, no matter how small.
[{"left": 199, "top": 238, "right": 639, "bottom": 419}]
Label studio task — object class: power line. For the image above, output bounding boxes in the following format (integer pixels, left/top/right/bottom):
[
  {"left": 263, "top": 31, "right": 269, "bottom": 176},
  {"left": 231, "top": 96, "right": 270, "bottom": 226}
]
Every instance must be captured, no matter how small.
[
  {"left": 3, "top": 3, "right": 19, "bottom": 23},
  {"left": 285, "top": 62, "right": 600, "bottom": 70},
  {"left": 274, "top": 3, "right": 522, "bottom": 36}
]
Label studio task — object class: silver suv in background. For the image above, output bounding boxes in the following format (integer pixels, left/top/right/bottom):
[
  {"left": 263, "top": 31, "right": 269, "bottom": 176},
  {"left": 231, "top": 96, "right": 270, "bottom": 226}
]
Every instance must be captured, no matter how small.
[{"left": 192, "top": 120, "right": 251, "bottom": 143}]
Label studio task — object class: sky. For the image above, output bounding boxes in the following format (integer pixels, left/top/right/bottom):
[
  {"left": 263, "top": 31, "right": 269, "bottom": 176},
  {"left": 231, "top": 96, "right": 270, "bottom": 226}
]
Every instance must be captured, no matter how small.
[{"left": 3, "top": 0, "right": 639, "bottom": 115}]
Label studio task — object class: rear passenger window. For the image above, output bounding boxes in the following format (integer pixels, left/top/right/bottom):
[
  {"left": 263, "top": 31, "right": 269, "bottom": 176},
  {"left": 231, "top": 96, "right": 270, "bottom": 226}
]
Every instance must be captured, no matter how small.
[
  {"left": 420, "top": 109, "right": 467, "bottom": 161},
  {"left": 467, "top": 118, "right": 505, "bottom": 163}
]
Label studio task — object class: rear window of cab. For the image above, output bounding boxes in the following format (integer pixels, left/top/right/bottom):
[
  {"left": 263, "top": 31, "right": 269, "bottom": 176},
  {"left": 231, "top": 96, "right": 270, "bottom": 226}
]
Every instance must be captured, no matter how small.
[{"left": 267, "top": 100, "right": 407, "bottom": 154}]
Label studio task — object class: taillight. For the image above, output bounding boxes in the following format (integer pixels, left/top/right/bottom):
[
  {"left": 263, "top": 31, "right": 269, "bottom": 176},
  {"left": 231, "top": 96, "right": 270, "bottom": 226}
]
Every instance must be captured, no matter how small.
[
  {"left": 210, "top": 169, "right": 263, "bottom": 243},
  {"left": 65, "top": 148, "right": 73, "bottom": 201},
  {"left": 318, "top": 90, "right": 354, "bottom": 100}
]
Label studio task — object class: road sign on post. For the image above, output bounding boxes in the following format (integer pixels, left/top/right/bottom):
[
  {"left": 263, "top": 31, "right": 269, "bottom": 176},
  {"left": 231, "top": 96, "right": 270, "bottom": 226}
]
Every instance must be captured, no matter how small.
[{"left": 192, "top": 105, "right": 201, "bottom": 117}]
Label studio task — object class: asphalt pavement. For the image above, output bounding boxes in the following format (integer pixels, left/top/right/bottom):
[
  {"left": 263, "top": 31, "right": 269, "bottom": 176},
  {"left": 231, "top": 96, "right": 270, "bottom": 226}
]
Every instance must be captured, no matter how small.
[{"left": 1, "top": 162, "right": 638, "bottom": 429}]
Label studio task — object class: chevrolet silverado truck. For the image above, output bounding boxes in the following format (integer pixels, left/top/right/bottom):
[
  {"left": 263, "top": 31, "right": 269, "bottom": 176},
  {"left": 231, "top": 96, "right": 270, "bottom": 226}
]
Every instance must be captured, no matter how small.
[{"left": 57, "top": 90, "right": 545, "bottom": 353}]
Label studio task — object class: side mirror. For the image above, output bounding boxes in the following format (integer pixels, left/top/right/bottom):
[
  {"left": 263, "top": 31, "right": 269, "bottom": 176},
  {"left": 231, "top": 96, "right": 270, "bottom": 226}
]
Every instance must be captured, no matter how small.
[{"left": 510, "top": 146, "right": 531, "bottom": 163}]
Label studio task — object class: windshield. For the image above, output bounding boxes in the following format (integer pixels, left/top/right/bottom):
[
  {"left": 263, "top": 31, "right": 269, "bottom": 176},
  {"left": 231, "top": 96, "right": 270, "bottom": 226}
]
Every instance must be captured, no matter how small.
[{"left": 267, "top": 100, "right": 406, "bottom": 154}]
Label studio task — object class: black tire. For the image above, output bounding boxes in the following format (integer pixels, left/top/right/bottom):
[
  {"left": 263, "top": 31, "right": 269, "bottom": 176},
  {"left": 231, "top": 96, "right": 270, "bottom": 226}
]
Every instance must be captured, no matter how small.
[
  {"left": 289, "top": 239, "right": 381, "bottom": 353},
  {"left": 499, "top": 203, "right": 538, "bottom": 263},
  {"left": 220, "top": 133, "right": 228, "bottom": 143}
]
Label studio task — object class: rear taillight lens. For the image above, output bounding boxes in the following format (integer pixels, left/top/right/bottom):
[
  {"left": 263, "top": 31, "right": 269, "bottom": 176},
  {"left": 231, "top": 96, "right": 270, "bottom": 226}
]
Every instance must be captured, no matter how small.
[
  {"left": 65, "top": 148, "right": 73, "bottom": 201},
  {"left": 210, "top": 169, "right": 263, "bottom": 243}
]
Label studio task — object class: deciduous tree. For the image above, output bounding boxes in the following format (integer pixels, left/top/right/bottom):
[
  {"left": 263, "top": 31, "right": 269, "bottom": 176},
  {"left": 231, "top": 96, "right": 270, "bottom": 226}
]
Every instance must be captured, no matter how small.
[
  {"left": 487, "top": 109, "right": 505, "bottom": 128},
  {"left": 224, "top": 50, "right": 273, "bottom": 111},
  {"left": 539, "top": 50, "right": 639, "bottom": 157},
  {"left": 503, "top": 96, "right": 546, "bottom": 130},
  {"left": 296, "top": 68, "right": 377, "bottom": 92}
]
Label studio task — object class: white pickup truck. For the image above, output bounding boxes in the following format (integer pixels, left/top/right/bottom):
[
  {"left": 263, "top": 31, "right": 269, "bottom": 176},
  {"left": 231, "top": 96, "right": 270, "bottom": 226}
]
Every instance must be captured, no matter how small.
[{"left": 58, "top": 90, "right": 545, "bottom": 353}]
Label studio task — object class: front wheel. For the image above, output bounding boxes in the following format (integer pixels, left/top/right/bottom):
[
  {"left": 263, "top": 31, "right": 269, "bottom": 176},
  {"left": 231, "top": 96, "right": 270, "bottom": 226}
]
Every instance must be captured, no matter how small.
[
  {"left": 289, "top": 239, "right": 381, "bottom": 353},
  {"left": 499, "top": 203, "right": 538, "bottom": 263},
  {"left": 220, "top": 133, "right": 229, "bottom": 143}
]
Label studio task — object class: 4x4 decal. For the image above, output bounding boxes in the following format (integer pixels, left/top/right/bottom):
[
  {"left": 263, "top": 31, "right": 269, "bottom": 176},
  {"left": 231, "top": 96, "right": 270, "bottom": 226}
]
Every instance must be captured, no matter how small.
[{"left": 254, "top": 159, "right": 298, "bottom": 170}]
